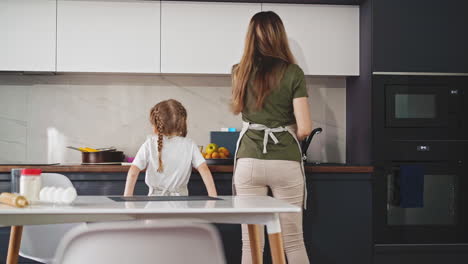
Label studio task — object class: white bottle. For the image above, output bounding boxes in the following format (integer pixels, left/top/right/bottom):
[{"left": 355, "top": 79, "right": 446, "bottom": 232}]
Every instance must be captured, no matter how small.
[{"left": 19, "top": 169, "right": 42, "bottom": 203}]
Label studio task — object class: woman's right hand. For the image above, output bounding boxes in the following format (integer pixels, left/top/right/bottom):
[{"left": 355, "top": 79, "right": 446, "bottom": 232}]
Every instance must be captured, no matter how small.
[{"left": 293, "top": 97, "right": 313, "bottom": 141}]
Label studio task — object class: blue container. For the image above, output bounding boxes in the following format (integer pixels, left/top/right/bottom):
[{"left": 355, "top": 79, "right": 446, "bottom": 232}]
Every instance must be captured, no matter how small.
[{"left": 210, "top": 131, "right": 240, "bottom": 154}]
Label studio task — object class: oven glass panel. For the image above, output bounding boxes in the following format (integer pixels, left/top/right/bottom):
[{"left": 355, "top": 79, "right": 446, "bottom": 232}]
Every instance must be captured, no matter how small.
[
  {"left": 387, "top": 174, "right": 457, "bottom": 226},
  {"left": 395, "top": 94, "right": 436, "bottom": 119}
]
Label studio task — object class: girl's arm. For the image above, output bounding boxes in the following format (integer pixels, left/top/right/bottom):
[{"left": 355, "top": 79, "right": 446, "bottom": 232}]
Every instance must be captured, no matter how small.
[
  {"left": 293, "top": 97, "right": 313, "bottom": 141},
  {"left": 197, "top": 163, "right": 218, "bottom": 197},
  {"left": 124, "top": 165, "right": 141, "bottom": 196}
]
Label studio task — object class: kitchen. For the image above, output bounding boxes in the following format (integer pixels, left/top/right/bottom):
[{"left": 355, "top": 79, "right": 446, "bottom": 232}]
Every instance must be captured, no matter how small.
[{"left": 0, "top": 0, "right": 467, "bottom": 264}]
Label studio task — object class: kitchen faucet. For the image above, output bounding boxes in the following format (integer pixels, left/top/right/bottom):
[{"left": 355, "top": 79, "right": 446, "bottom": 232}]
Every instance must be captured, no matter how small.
[{"left": 301, "top": 127, "right": 323, "bottom": 161}]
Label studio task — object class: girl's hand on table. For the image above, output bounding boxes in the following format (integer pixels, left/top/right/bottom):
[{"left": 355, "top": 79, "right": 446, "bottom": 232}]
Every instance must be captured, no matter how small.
[
  {"left": 197, "top": 163, "right": 218, "bottom": 197},
  {"left": 124, "top": 165, "right": 141, "bottom": 196}
]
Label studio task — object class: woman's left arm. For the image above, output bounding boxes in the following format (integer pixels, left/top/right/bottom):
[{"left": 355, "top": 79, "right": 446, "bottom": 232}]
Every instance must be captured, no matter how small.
[{"left": 293, "top": 97, "right": 313, "bottom": 141}]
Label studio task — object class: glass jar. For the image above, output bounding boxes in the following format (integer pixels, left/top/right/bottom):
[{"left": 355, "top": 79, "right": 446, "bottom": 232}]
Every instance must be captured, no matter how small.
[
  {"left": 10, "top": 168, "right": 24, "bottom": 193},
  {"left": 20, "top": 169, "right": 42, "bottom": 203}
]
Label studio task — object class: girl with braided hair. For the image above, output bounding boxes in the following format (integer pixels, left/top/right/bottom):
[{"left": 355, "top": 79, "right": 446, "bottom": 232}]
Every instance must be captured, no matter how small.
[{"left": 124, "top": 99, "right": 217, "bottom": 197}]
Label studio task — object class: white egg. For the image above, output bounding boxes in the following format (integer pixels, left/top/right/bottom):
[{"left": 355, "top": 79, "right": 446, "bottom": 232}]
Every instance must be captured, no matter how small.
[
  {"left": 61, "top": 187, "right": 77, "bottom": 204},
  {"left": 53, "top": 187, "right": 64, "bottom": 203},
  {"left": 46, "top": 187, "right": 56, "bottom": 202},
  {"left": 39, "top": 187, "right": 50, "bottom": 201}
]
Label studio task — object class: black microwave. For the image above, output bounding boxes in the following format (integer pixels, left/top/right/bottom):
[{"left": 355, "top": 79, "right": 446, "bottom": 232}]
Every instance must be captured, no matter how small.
[{"left": 373, "top": 75, "right": 468, "bottom": 140}]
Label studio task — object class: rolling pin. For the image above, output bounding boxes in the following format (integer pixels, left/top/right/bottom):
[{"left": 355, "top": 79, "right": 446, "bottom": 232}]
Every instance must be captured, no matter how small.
[{"left": 0, "top": 193, "right": 29, "bottom": 208}]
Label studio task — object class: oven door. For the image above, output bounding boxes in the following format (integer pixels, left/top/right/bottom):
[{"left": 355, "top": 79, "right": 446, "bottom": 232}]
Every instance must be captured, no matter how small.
[
  {"left": 374, "top": 161, "right": 468, "bottom": 244},
  {"left": 385, "top": 84, "right": 452, "bottom": 128}
]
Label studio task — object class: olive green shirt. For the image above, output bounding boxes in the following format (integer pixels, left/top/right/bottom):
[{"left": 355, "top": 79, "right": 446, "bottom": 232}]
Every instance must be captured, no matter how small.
[{"left": 236, "top": 63, "right": 308, "bottom": 161}]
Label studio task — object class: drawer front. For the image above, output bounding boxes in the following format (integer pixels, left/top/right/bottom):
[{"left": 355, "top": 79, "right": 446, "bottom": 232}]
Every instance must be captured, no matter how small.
[{"left": 385, "top": 141, "right": 459, "bottom": 161}]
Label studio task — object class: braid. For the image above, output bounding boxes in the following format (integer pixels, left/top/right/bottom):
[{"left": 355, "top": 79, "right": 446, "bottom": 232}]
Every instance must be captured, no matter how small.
[
  {"left": 155, "top": 108, "right": 165, "bottom": 173},
  {"left": 149, "top": 99, "right": 188, "bottom": 173}
]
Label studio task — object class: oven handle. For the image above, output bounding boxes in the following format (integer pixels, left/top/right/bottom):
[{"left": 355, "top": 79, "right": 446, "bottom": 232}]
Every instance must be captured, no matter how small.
[{"left": 449, "top": 182, "right": 456, "bottom": 217}]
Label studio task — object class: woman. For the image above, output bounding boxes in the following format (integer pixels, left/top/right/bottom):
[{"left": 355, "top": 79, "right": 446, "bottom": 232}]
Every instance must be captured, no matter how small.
[{"left": 231, "top": 11, "right": 312, "bottom": 264}]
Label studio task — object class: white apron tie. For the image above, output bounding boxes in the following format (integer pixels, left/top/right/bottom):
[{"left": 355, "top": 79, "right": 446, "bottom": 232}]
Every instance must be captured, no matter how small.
[
  {"left": 247, "top": 123, "right": 289, "bottom": 154},
  {"left": 233, "top": 121, "right": 308, "bottom": 209}
]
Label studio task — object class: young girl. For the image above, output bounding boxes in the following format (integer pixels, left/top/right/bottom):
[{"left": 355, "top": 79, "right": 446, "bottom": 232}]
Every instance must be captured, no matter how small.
[{"left": 124, "top": 99, "right": 217, "bottom": 197}]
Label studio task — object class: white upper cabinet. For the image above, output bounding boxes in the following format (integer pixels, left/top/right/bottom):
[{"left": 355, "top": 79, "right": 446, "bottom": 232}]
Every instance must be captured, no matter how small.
[
  {"left": 0, "top": 0, "right": 56, "bottom": 71},
  {"left": 57, "top": 0, "right": 160, "bottom": 73},
  {"left": 161, "top": 2, "right": 261, "bottom": 74},
  {"left": 262, "top": 4, "right": 359, "bottom": 76}
]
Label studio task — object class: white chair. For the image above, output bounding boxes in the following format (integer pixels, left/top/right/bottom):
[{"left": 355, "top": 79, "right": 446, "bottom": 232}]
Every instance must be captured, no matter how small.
[
  {"left": 20, "top": 173, "right": 83, "bottom": 263},
  {"left": 53, "top": 220, "right": 226, "bottom": 264}
]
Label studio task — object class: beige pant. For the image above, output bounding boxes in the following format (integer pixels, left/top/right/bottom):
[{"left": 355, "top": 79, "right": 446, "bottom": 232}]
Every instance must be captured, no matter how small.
[{"left": 234, "top": 158, "right": 310, "bottom": 264}]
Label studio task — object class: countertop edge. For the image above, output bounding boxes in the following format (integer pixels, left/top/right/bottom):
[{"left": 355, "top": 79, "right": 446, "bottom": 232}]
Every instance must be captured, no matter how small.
[{"left": 0, "top": 165, "right": 374, "bottom": 174}]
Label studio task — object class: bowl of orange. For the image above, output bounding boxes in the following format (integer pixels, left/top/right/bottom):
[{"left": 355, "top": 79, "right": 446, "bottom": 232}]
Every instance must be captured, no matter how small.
[{"left": 202, "top": 144, "right": 234, "bottom": 165}]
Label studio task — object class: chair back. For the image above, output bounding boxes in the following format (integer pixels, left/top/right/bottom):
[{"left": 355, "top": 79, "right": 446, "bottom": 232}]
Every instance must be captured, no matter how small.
[
  {"left": 54, "top": 220, "right": 226, "bottom": 264},
  {"left": 20, "top": 173, "right": 81, "bottom": 264},
  {"left": 40, "top": 173, "right": 74, "bottom": 188}
]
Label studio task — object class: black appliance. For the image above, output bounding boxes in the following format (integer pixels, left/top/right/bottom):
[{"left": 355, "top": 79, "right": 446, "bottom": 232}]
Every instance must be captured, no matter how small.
[
  {"left": 374, "top": 159, "right": 468, "bottom": 244},
  {"left": 373, "top": 75, "right": 468, "bottom": 143},
  {"left": 372, "top": 75, "right": 468, "bottom": 245}
]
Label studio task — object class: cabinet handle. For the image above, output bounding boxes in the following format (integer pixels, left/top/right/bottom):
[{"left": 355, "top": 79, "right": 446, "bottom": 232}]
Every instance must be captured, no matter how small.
[{"left": 450, "top": 89, "right": 459, "bottom": 95}]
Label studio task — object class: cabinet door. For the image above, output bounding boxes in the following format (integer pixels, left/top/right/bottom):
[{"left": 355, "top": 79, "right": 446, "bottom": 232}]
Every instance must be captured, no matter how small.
[
  {"left": 373, "top": 0, "right": 468, "bottom": 73},
  {"left": 57, "top": 0, "right": 160, "bottom": 73},
  {"left": 0, "top": 0, "right": 56, "bottom": 71},
  {"left": 262, "top": 4, "right": 359, "bottom": 76},
  {"left": 161, "top": 1, "right": 261, "bottom": 74},
  {"left": 304, "top": 174, "right": 372, "bottom": 264}
]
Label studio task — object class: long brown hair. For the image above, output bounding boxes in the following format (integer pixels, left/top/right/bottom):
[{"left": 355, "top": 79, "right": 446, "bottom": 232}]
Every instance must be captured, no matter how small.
[
  {"left": 149, "top": 99, "right": 188, "bottom": 172},
  {"left": 231, "top": 11, "right": 296, "bottom": 114}
]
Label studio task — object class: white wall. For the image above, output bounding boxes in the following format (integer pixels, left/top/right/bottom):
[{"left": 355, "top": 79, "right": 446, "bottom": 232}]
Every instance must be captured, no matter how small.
[{"left": 0, "top": 74, "right": 346, "bottom": 164}]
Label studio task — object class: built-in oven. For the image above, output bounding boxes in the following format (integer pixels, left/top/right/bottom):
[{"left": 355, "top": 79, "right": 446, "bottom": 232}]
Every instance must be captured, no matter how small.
[
  {"left": 374, "top": 160, "right": 468, "bottom": 244},
  {"left": 373, "top": 75, "right": 468, "bottom": 141}
]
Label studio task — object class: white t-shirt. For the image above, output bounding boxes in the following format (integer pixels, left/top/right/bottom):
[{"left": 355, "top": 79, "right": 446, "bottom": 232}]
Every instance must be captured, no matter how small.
[{"left": 132, "top": 135, "right": 205, "bottom": 195}]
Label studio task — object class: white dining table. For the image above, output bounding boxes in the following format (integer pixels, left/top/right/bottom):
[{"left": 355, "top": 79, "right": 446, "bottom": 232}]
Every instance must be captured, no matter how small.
[{"left": 0, "top": 195, "right": 300, "bottom": 264}]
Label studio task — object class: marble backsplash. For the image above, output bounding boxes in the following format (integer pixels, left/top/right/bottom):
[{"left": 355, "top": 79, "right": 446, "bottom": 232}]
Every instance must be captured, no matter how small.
[{"left": 0, "top": 74, "right": 346, "bottom": 164}]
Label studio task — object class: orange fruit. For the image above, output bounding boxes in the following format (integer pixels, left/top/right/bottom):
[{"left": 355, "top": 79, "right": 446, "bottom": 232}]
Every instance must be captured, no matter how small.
[
  {"left": 219, "top": 152, "right": 227, "bottom": 159},
  {"left": 205, "top": 153, "right": 212, "bottom": 159},
  {"left": 218, "top": 147, "right": 230, "bottom": 157},
  {"left": 211, "top": 152, "right": 220, "bottom": 159}
]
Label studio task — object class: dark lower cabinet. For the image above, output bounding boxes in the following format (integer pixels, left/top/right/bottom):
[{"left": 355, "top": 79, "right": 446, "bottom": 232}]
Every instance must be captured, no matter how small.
[
  {"left": 304, "top": 173, "right": 373, "bottom": 264},
  {"left": 0, "top": 172, "right": 372, "bottom": 264},
  {"left": 374, "top": 245, "right": 468, "bottom": 264}
]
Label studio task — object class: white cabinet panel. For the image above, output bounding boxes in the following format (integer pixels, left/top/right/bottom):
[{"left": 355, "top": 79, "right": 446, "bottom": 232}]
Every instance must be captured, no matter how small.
[
  {"left": 262, "top": 4, "right": 359, "bottom": 76},
  {"left": 0, "top": 0, "right": 56, "bottom": 71},
  {"left": 161, "top": 2, "right": 261, "bottom": 74},
  {"left": 57, "top": 0, "right": 160, "bottom": 73}
]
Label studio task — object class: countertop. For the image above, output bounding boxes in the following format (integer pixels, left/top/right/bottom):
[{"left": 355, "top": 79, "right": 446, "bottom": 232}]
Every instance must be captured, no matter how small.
[{"left": 0, "top": 164, "right": 374, "bottom": 174}]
